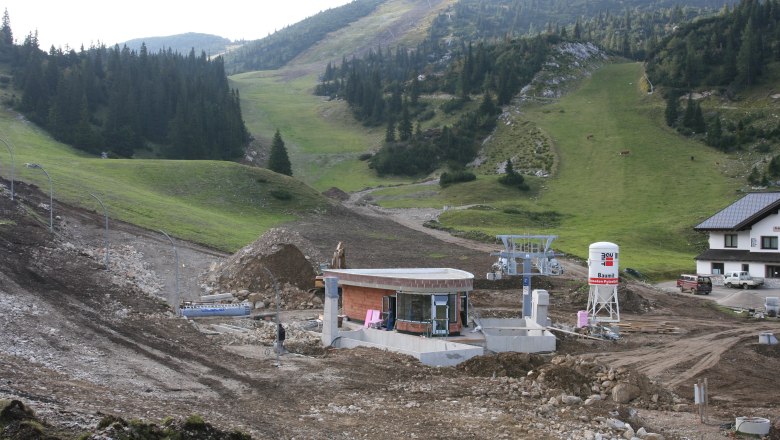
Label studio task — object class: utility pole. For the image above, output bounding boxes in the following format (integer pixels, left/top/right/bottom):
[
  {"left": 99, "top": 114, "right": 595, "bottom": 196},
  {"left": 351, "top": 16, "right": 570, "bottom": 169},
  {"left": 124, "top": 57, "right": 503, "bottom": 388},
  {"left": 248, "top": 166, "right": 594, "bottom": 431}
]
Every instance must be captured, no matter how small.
[
  {"left": 89, "top": 193, "right": 109, "bottom": 270},
  {"left": 159, "top": 230, "right": 180, "bottom": 316}
]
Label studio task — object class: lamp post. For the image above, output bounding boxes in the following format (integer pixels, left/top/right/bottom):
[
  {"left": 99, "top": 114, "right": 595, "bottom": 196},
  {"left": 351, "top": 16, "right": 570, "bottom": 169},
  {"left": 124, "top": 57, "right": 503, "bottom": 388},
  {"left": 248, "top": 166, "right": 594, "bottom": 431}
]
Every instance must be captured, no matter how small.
[
  {"left": 262, "top": 266, "right": 282, "bottom": 366},
  {"left": 89, "top": 193, "right": 109, "bottom": 270},
  {"left": 25, "top": 163, "right": 52, "bottom": 232},
  {"left": 159, "top": 229, "right": 180, "bottom": 316},
  {"left": 0, "top": 137, "right": 14, "bottom": 201}
]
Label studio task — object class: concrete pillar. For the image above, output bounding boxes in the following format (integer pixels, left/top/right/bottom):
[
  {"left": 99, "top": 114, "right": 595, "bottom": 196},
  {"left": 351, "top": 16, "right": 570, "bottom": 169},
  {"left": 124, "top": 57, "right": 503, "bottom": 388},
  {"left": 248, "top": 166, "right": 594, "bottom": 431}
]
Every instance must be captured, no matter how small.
[
  {"left": 322, "top": 277, "right": 340, "bottom": 347},
  {"left": 531, "top": 289, "right": 549, "bottom": 327}
]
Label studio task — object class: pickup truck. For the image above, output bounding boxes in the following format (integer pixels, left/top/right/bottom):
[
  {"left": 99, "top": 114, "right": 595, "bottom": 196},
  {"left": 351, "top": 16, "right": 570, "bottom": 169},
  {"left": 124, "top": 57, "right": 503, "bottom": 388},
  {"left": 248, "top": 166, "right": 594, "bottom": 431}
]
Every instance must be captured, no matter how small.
[{"left": 723, "top": 271, "right": 764, "bottom": 289}]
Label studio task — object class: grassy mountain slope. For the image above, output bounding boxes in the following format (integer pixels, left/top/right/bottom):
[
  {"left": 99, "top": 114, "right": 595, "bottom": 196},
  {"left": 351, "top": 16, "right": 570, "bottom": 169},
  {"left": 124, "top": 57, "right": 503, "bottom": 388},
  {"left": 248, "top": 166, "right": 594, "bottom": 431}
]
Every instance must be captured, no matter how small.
[
  {"left": 367, "top": 62, "right": 741, "bottom": 278},
  {"left": 232, "top": 0, "right": 453, "bottom": 191},
  {"left": 0, "top": 107, "right": 327, "bottom": 252},
  {"left": 439, "top": 63, "right": 739, "bottom": 278}
]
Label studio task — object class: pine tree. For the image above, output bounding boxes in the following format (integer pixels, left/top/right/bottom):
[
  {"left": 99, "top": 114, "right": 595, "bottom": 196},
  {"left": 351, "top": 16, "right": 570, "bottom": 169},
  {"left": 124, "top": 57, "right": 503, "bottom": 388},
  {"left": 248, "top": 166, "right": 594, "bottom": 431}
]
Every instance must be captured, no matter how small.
[
  {"left": 268, "top": 129, "right": 292, "bottom": 176},
  {"left": 665, "top": 93, "right": 679, "bottom": 127},
  {"left": 692, "top": 102, "right": 706, "bottom": 133},
  {"left": 706, "top": 114, "right": 723, "bottom": 148},
  {"left": 398, "top": 104, "right": 412, "bottom": 141},
  {"left": 1, "top": 9, "right": 12, "bottom": 46},
  {"left": 385, "top": 118, "right": 396, "bottom": 142}
]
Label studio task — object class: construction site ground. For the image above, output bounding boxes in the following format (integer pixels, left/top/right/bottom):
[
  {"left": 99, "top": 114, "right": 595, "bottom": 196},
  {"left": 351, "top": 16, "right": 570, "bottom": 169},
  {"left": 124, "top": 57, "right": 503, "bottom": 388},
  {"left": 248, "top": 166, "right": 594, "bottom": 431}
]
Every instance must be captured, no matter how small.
[{"left": 1, "top": 179, "right": 779, "bottom": 439}]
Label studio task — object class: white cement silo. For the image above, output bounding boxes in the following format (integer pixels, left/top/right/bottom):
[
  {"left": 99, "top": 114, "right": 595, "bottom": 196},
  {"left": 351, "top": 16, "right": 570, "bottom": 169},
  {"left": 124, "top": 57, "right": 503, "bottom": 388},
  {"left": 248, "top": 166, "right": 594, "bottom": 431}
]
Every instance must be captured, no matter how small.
[{"left": 586, "top": 242, "right": 620, "bottom": 323}]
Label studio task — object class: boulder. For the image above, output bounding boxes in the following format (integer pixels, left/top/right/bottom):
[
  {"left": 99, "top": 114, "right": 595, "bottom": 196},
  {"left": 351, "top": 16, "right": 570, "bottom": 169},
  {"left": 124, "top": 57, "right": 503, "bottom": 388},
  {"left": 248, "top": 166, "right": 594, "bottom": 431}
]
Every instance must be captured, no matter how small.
[{"left": 612, "top": 382, "right": 641, "bottom": 404}]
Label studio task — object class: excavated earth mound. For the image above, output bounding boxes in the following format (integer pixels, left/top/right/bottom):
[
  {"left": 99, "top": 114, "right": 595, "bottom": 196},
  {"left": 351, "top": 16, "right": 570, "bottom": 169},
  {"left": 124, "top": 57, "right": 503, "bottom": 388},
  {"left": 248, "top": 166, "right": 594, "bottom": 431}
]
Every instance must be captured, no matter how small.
[
  {"left": 205, "top": 228, "right": 324, "bottom": 293},
  {"left": 322, "top": 187, "right": 350, "bottom": 201}
]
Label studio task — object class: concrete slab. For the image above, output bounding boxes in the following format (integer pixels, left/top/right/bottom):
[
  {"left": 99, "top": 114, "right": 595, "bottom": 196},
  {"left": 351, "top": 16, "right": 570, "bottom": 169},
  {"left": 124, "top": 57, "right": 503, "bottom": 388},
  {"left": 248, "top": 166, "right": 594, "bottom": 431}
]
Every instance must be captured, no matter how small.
[
  {"left": 477, "top": 317, "right": 557, "bottom": 353},
  {"left": 334, "top": 328, "right": 484, "bottom": 367}
]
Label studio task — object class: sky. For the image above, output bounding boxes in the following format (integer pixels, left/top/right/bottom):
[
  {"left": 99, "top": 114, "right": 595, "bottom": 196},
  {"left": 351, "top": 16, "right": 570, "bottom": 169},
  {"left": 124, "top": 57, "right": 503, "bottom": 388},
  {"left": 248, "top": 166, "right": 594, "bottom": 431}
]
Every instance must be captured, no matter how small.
[{"left": 3, "top": 0, "right": 354, "bottom": 50}]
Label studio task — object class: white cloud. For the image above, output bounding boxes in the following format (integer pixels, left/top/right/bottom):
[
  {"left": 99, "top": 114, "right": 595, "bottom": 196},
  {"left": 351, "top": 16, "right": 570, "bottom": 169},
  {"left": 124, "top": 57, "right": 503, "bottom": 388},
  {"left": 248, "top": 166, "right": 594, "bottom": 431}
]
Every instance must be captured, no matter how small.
[{"left": 4, "top": 0, "right": 352, "bottom": 49}]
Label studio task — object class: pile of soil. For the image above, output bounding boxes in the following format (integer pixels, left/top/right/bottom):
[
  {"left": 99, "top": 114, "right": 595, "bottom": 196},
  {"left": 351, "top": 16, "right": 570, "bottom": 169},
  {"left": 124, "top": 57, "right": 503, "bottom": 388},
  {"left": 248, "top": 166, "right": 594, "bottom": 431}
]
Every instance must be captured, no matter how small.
[
  {"left": 322, "top": 187, "right": 350, "bottom": 201},
  {"left": 458, "top": 352, "right": 545, "bottom": 378},
  {"left": 204, "top": 228, "right": 323, "bottom": 294}
]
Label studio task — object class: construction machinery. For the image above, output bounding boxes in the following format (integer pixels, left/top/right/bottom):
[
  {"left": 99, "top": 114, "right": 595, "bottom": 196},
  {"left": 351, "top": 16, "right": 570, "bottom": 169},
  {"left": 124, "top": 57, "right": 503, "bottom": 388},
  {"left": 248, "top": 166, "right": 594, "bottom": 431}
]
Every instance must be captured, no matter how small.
[{"left": 315, "top": 242, "right": 346, "bottom": 289}]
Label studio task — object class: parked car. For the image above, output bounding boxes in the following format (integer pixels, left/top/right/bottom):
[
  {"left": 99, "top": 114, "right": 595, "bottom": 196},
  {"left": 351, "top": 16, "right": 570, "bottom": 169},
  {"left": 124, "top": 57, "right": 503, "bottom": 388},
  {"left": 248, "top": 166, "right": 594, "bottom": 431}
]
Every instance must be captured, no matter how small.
[
  {"left": 723, "top": 271, "right": 764, "bottom": 289},
  {"left": 676, "top": 274, "right": 712, "bottom": 295}
]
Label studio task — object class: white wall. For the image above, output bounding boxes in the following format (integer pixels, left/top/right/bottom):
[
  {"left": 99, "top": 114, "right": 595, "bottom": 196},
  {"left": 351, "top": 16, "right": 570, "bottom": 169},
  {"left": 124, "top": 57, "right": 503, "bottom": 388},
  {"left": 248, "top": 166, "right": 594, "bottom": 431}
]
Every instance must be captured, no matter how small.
[
  {"left": 708, "top": 230, "right": 751, "bottom": 250},
  {"left": 750, "top": 215, "right": 780, "bottom": 253}
]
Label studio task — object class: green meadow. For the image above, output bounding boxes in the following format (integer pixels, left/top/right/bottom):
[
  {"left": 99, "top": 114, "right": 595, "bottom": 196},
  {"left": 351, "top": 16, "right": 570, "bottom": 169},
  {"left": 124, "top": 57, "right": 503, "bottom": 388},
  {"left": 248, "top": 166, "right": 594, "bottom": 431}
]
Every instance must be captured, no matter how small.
[
  {"left": 439, "top": 63, "right": 740, "bottom": 278},
  {"left": 0, "top": 107, "right": 326, "bottom": 252}
]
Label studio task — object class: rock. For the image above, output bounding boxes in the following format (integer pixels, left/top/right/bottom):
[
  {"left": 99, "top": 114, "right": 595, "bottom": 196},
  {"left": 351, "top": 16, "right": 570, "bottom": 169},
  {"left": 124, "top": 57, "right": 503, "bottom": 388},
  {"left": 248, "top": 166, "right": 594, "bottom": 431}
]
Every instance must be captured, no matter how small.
[
  {"left": 623, "top": 426, "right": 635, "bottom": 439},
  {"left": 612, "top": 383, "right": 641, "bottom": 404},
  {"left": 643, "top": 434, "right": 664, "bottom": 440},
  {"left": 636, "top": 427, "right": 647, "bottom": 437},
  {"left": 254, "top": 301, "right": 265, "bottom": 309},
  {"left": 672, "top": 403, "right": 688, "bottom": 412},
  {"left": 606, "top": 418, "right": 626, "bottom": 430},
  {"left": 561, "top": 395, "right": 582, "bottom": 405}
]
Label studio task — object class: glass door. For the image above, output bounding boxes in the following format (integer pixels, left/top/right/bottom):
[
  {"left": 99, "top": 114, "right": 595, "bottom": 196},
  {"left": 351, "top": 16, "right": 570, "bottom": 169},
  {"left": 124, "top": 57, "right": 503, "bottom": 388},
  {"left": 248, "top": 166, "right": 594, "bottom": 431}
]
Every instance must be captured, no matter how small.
[{"left": 431, "top": 295, "right": 449, "bottom": 335}]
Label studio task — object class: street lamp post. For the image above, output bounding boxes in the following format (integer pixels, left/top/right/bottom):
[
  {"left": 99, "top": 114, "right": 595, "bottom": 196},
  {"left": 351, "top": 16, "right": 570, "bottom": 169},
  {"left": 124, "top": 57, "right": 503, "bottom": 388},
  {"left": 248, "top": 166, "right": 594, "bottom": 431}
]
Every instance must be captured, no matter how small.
[
  {"left": 0, "top": 137, "right": 14, "bottom": 201},
  {"left": 262, "top": 266, "right": 282, "bottom": 366},
  {"left": 25, "top": 163, "right": 52, "bottom": 232},
  {"left": 89, "top": 193, "right": 109, "bottom": 270},
  {"left": 159, "top": 229, "right": 180, "bottom": 316}
]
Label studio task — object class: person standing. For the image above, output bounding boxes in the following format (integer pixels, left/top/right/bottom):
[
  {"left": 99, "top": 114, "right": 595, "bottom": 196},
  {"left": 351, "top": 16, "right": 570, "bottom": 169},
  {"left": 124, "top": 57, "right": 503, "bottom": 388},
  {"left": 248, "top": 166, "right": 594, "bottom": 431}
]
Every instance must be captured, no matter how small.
[{"left": 277, "top": 323, "right": 286, "bottom": 354}]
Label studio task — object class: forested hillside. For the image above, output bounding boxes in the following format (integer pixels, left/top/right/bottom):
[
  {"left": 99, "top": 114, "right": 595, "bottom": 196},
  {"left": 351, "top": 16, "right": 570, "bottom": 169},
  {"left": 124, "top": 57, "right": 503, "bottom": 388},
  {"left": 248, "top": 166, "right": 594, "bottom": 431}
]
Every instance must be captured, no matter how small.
[
  {"left": 223, "top": 0, "right": 385, "bottom": 73},
  {"left": 429, "top": 0, "right": 733, "bottom": 56},
  {"left": 646, "top": 0, "right": 780, "bottom": 184},
  {"left": 316, "top": 33, "right": 555, "bottom": 175},
  {"left": 647, "top": 0, "right": 780, "bottom": 89},
  {"left": 8, "top": 36, "right": 248, "bottom": 159},
  {"left": 313, "top": 0, "right": 733, "bottom": 177}
]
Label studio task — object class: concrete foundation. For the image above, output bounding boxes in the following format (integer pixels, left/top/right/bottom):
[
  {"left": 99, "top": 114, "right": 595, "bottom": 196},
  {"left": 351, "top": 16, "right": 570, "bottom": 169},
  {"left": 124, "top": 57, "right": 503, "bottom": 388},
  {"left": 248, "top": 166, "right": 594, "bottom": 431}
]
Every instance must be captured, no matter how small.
[
  {"left": 322, "top": 277, "right": 340, "bottom": 347},
  {"left": 334, "top": 328, "right": 484, "bottom": 367},
  {"left": 477, "top": 317, "right": 556, "bottom": 353}
]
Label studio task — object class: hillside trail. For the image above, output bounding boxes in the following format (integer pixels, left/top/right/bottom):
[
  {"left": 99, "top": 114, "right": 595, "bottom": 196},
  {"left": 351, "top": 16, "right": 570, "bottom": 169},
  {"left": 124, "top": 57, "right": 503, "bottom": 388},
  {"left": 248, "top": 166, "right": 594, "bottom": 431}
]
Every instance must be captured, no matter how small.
[{"left": 342, "top": 182, "right": 588, "bottom": 278}]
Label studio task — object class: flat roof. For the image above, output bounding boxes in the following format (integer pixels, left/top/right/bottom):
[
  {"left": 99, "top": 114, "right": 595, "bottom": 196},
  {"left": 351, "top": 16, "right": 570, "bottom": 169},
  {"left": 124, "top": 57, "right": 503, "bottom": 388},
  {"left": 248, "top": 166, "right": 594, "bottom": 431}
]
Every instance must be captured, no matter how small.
[
  {"left": 325, "top": 268, "right": 474, "bottom": 280},
  {"left": 323, "top": 268, "right": 474, "bottom": 293}
]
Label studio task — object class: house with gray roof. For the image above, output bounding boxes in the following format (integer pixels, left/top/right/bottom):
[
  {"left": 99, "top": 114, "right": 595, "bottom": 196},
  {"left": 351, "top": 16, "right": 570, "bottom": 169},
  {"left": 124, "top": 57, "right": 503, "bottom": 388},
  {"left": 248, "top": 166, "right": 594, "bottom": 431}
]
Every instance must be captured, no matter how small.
[{"left": 694, "top": 192, "right": 780, "bottom": 284}]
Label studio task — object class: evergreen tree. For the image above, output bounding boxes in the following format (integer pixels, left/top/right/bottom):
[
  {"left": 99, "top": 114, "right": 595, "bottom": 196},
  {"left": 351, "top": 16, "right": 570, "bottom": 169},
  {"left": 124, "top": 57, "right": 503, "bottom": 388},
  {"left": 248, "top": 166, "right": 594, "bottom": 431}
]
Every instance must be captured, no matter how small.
[
  {"left": 692, "top": 102, "right": 706, "bottom": 133},
  {"left": 748, "top": 166, "right": 760, "bottom": 185},
  {"left": 768, "top": 154, "right": 780, "bottom": 178},
  {"left": 683, "top": 94, "right": 696, "bottom": 128},
  {"left": 706, "top": 114, "right": 723, "bottom": 148},
  {"left": 385, "top": 117, "right": 396, "bottom": 142},
  {"left": 498, "top": 157, "right": 528, "bottom": 190},
  {"left": 398, "top": 104, "right": 412, "bottom": 141},
  {"left": 1, "top": 9, "right": 12, "bottom": 46},
  {"left": 268, "top": 129, "right": 292, "bottom": 176},
  {"left": 736, "top": 17, "right": 760, "bottom": 86},
  {"left": 664, "top": 93, "right": 679, "bottom": 127}
]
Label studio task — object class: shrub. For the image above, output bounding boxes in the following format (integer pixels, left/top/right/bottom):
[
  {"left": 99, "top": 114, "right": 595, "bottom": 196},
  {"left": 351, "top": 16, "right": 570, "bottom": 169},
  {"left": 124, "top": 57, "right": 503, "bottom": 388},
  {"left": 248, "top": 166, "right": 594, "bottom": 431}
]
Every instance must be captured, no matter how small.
[
  {"left": 270, "top": 189, "right": 293, "bottom": 200},
  {"left": 440, "top": 170, "right": 476, "bottom": 187},
  {"left": 183, "top": 414, "right": 206, "bottom": 430},
  {"left": 358, "top": 152, "right": 373, "bottom": 161},
  {"left": 441, "top": 98, "right": 467, "bottom": 114}
]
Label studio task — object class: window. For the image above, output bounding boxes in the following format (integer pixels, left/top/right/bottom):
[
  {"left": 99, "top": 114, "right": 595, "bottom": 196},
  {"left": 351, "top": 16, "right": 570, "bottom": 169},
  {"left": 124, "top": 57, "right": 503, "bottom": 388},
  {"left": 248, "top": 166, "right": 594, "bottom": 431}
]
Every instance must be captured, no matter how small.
[
  {"left": 396, "top": 293, "right": 431, "bottom": 322},
  {"left": 724, "top": 234, "right": 738, "bottom": 248},
  {"left": 711, "top": 263, "right": 724, "bottom": 275},
  {"left": 766, "top": 265, "right": 780, "bottom": 278},
  {"left": 761, "top": 236, "right": 779, "bottom": 250},
  {"left": 742, "top": 263, "right": 749, "bottom": 272}
]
